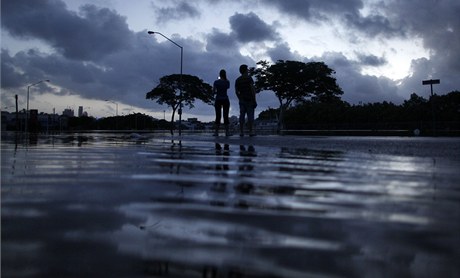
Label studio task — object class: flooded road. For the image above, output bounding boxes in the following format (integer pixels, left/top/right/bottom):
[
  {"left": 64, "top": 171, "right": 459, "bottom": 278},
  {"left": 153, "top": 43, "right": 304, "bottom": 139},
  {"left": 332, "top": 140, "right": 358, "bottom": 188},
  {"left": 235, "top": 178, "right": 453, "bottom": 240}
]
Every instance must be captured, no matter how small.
[{"left": 2, "top": 133, "right": 460, "bottom": 277}]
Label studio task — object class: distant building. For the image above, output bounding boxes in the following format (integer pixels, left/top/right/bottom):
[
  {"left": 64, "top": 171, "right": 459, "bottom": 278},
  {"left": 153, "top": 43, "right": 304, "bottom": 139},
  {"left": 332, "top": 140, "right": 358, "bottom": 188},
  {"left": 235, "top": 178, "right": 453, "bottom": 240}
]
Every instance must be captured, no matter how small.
[
  {"left": 37, "top": 112, "right": 60, "bottom": 132},
  {"left": 2, "top": 110, "right": 71, "bottom": 132},
  {"left": 1, "top": 111, "right": 14, "bottom": 131},
  {"left": 78, "top": 106, "right": 83, "bottom": 117},
  {"left": 63, "top": 108, "right": 74, "bottom": 117},
  {"left": 256, "top": 119, "right": 278, "bottom": 131},
  {"left": 176, "top": 118, "right": 205, "bottom": 131}
]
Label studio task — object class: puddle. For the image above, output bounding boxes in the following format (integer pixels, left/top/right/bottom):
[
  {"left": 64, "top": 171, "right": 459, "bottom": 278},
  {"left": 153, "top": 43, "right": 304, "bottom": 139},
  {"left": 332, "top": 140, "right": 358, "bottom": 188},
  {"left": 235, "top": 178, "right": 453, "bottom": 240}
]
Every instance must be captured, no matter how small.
[{"left": 2, "top": 133, "right": 460, "bottom": 277}]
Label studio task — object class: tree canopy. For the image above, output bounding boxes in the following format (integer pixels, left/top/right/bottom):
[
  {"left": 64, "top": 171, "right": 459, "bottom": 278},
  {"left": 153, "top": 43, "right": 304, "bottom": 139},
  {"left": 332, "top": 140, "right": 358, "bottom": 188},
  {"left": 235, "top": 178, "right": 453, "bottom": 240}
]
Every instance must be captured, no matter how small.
[
  {"left": 146, "top": 74, "right": 213, "bottom": 134},
  {"left": 252, "top": 60, "right": 343, "bottom": 131},
  {"left": 277, "top": 91, "right": 460, "bottom": 134}
]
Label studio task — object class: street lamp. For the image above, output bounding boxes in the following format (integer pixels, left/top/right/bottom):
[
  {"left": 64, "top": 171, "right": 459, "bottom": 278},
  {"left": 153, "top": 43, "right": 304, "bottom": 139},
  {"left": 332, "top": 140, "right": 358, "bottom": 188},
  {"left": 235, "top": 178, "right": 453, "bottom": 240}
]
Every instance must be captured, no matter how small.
[
  {"left": 26, "top": 79, "right": 50, "bottom": 133},
  {"left": 105, "top": 100, "right": 118, "bottom": 116},
  {"left": 147, "top": 30, "right": 183, "bottom": 136}
]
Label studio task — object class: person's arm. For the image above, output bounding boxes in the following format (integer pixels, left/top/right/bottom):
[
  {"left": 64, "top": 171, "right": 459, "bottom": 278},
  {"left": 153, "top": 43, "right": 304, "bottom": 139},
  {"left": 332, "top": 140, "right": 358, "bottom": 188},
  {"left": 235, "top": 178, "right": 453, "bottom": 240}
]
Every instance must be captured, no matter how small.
[
  {"left": 250, "top": 77, "right": 256, "bottom": 99},
  {"left": 235, "top": 79, "right": 240, "bottom": 99}
]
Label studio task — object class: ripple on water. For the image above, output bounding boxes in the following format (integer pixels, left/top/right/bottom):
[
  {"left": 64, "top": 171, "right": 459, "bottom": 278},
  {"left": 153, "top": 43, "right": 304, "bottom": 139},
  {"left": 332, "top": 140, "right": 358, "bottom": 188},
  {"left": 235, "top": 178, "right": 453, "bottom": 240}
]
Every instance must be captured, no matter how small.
[{"left": 1, "top": 134, "right": 460, "bottom": 277}]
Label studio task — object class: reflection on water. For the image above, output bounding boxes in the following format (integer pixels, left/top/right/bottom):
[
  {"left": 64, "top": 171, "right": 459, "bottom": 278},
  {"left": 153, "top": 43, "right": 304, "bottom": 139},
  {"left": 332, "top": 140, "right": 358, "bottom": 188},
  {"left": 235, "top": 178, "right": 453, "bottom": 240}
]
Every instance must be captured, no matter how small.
[{"left": 1, "top": 133, "right": 460, "bottom": 277}]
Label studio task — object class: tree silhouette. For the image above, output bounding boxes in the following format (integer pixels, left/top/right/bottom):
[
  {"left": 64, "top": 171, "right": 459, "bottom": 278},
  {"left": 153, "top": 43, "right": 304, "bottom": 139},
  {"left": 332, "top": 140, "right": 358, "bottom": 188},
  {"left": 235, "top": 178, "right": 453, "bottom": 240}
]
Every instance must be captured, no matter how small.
[
  {"left": 146, "top": 74, "right": 213, "bottom": 134},
  {"left": 264, "top": 90, "right": 460, "bottom": 134},
  {"left": 252, "top": 60, "right": 343, "bottom": 132}
]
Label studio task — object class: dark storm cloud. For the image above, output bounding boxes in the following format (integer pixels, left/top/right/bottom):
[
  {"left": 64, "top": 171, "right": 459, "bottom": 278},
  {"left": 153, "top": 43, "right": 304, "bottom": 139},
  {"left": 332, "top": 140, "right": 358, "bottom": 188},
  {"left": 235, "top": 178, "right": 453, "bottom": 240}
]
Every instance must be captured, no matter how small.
[
  {"left": 0, "top": 30, "right": 189, "bottom": 110},
  {"left": 206, "top": 29, "right": 238, "bottom": 51},
  {"left": 1, "top": 0, "right": 132, "bottom": 61},
  {"left": 266, "top": 43, "right": 302, "bottom": 62},
  {"left": 1, "top": 50, "right": 25, "bottom": 88},
  {"left": 356, "top": 53, "right": 387, "bottom": 67},
  {"left": 315, "top": 52, "right": 400, "bottom": 104},
  {"left": 1, "top": 0, "right": 174, "bottom": 110},
  {"left": 267, "top": 0, "right": 404, "bottom": 38},
  {"left": 154, "top": 1, "right": 200, "bottom": 24},
  {"left": 1, "top": 48, "right": 118, "bottom": 100},
  {"left": 380, "top": 0, "right": 460, "bottom": 96},
  {"left": 384, "top": 0, "right": 460, "bottom": 71},
  {"left": 265, "top": 0, "right": 363, "bottom": 21},
  {"left": 266, "top": 0, "right": 459, "bottom": 97},
  {"left": 345, "top": 14, "right": 405, "bottom": 38},
  {"left": 206, "top": 13, "right": 278, "bottom": 51},
  {"left": 0, "top": 0, "right": 254, "bottom": 116},
  {"left": 2, "top": 0, "right": 458, "bottom": 118},
  {"left": 229, "top": 12, "right": 279, "bottom": 43},
  {"left": 265, "top": 0, "right": 313, "bottom": 19}
]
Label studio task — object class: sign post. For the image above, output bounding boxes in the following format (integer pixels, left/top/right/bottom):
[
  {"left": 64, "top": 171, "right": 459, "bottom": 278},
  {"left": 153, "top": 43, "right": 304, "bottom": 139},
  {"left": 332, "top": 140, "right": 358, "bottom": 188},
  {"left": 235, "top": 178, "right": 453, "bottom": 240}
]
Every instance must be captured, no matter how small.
[
  {"left": 422, "top": 79, "right": 440, "bottom": 97},
  {"left": 422, "top": 79, "right": 440, "bottom": 136}
]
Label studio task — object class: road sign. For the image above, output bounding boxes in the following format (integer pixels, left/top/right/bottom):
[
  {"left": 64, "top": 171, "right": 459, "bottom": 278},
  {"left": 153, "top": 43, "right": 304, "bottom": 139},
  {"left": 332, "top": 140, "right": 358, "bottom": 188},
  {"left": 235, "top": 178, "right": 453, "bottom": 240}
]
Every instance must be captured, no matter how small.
[
  {"left": 422, "top": 78, "right": 440, "bottom": 135},
  {"left": 422, "top": 79, "right": 440, "bottom": 85}
]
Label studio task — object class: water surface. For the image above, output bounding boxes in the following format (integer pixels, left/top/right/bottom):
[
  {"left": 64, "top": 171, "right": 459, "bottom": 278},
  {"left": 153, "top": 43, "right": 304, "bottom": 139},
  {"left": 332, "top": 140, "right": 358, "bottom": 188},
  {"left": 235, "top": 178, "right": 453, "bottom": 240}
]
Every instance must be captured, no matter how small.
[{"left": 2, "top": 133, "right": 460, "bottom": 277}]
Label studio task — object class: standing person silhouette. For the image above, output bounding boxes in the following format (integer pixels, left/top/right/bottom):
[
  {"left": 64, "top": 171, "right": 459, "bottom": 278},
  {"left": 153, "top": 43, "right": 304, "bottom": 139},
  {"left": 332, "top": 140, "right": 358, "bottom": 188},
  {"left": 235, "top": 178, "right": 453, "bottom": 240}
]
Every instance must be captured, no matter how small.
[
  {"left": 235, "top": 64, "right": 257, "bottom": 137},
  {"left": 213, "top": 69, "right": 231, "bottom": 136}
]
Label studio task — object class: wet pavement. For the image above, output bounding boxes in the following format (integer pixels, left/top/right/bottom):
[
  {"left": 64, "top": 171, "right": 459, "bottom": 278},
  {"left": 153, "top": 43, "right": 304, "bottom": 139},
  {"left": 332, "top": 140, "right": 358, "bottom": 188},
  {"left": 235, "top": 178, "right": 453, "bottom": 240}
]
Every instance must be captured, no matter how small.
[{"left": 2, "top": 132, "right": 460, "bottom": 277}]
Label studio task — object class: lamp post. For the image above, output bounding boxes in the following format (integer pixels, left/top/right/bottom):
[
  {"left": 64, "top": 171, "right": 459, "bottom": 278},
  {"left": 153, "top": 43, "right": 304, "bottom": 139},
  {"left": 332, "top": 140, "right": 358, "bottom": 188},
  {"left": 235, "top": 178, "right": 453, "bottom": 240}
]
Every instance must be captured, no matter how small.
[
  {"left": 26, "top": 79, "right": 50, "bottom": 133},
  {"left": 147, "top": 31, "right": 183, "bottom": 136}
]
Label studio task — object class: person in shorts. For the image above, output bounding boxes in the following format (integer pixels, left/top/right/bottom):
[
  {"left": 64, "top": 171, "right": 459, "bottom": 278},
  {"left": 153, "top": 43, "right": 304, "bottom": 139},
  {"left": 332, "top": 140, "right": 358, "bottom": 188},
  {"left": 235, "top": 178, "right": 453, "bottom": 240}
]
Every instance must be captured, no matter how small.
[{"left": 235, "top": 64, "right": 257, "bottom": 137}]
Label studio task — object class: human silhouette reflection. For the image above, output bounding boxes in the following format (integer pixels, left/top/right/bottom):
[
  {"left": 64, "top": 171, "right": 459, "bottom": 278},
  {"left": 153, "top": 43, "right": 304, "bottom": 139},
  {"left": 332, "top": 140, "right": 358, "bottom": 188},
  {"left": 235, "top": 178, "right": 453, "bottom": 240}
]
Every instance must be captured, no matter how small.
[
  {"left": 235, "top": 145, "right": 256, "bottom": 197},
  {"left": 212, "top": 143, "right": 230, "bottom": 194}
]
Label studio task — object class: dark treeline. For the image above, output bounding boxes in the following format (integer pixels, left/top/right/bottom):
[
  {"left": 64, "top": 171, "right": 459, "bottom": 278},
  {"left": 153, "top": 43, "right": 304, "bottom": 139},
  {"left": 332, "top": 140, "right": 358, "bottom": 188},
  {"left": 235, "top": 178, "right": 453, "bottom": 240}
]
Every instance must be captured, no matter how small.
[
  {"left": 66, "top": 113, "right": 166, "bottom": 131},
  {"left": 6, "top": 92, "right": 458, "bottom": 134},
  {"left": 66, "top": 113, "right": 204, "bottom": 131},
  {"left": 258, "top": 91, "right": 460, "bottom": 133}
]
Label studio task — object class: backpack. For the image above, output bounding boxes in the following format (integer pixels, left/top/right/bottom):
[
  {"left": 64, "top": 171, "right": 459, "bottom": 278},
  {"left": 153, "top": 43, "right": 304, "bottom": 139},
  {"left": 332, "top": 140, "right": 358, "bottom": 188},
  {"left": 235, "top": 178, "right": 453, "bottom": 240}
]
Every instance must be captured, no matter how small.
[{"left": 235, "top": 75, "right": 255, "bottom": 102}]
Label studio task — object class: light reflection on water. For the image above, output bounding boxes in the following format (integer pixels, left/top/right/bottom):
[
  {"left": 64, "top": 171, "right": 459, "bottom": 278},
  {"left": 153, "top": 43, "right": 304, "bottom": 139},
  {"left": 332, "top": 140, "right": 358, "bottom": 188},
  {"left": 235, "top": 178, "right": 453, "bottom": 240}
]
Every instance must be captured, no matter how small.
[{"left": 1, "top": 133, "right": 460, "bottom": 277}]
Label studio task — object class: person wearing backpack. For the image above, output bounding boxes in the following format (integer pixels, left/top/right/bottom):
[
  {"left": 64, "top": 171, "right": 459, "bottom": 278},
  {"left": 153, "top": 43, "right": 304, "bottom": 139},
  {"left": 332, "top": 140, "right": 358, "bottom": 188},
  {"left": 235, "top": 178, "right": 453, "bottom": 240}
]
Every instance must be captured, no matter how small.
[{"left": 235, "top": 64, "right": 257, "bottom": 137}]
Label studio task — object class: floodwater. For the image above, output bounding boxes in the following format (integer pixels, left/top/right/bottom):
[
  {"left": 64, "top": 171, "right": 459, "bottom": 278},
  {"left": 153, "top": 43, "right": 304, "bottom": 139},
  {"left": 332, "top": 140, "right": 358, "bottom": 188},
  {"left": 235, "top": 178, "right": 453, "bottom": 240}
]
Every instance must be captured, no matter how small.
[{"left": 2, "top": 133, "right": 460, "bottom": 277}]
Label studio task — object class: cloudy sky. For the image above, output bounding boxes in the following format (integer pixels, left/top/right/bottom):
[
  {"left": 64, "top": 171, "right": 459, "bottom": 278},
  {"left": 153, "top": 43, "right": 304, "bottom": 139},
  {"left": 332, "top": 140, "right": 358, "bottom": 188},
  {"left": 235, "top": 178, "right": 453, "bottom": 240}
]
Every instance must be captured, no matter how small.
[{"left": 1, "top": 0, "right": 459, "bottom": 121}]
